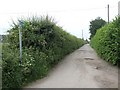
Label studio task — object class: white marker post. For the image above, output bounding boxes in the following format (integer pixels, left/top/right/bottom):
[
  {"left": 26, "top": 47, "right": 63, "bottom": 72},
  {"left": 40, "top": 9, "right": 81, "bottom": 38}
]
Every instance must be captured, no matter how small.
[
  {"left": 118, "top": 1, "right": 120, "bottom": 16},
  {"left": 19, "top": 20, "right": 23, "bottom": 65}
]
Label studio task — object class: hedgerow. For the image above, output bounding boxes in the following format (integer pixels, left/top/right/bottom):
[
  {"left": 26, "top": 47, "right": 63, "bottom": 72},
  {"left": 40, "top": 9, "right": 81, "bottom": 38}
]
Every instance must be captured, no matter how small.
[
  {"left": 2, "top": 16, "right": 85, "bottom": 88},
  {"left": 90, "top": 16, "right": 120, "bottom": 65}
]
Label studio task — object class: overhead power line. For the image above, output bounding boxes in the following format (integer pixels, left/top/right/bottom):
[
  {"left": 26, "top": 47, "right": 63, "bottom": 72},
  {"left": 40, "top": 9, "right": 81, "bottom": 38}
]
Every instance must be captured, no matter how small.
[{"left": 0, "top": 5, "right": 117, "bottom": 14}]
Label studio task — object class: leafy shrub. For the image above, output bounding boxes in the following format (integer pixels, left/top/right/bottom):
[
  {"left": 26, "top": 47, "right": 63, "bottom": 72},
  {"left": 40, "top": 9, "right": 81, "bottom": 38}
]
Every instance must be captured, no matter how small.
[
  {"left": 90, "top": 16, "right": 120, "bottom": 65},
  {"left": 2, "top": 16, "right": 85, "bottom": 88}
]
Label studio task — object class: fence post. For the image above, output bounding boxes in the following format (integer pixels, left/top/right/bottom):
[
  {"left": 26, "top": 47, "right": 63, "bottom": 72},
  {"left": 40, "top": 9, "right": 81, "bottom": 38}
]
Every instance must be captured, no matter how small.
[{"left": 18, "top": 20, "right": 23, "bottom": 65}]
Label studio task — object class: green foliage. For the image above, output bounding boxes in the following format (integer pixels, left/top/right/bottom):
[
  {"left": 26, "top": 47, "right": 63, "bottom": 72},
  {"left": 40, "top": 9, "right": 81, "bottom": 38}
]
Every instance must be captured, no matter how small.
[
  {"left": 2, "top": 16, "right": 85, "bottom": 88},
  {"left": 0, "top": 43, "right": 2, "bottom": 90},
  {"left": 0, "top": 43, "right": 2, "bottom": 60},
  {"left": 89, "top": 17, "right": 106, "bottom": 39},
  {"left": 91, "top": 16, "right": 120, "bottom": 65}
]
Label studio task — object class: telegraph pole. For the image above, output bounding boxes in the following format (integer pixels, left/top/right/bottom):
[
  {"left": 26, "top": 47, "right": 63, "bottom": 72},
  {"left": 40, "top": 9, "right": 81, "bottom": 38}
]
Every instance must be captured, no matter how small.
[{"left": 108, "top": 4, "right": 109, "bottom": 23}]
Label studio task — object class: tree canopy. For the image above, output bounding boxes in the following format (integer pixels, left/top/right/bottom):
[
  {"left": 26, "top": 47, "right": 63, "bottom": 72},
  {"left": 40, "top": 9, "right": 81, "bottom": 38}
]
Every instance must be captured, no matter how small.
[{"left": 89, "top": 17, "right": 106, "bottom": 39}]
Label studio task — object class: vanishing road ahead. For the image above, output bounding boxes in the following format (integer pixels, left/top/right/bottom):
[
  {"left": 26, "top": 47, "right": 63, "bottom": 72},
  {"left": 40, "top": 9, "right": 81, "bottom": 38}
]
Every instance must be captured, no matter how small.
[{"left": 25, "top": 44, "right": 118, "bottom": 88}]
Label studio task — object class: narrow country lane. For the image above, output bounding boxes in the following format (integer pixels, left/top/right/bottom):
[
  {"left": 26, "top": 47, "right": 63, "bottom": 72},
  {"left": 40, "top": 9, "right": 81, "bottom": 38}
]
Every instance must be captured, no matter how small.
[{"left": 24, "top": 44, "right": 118, "bottom": 88}]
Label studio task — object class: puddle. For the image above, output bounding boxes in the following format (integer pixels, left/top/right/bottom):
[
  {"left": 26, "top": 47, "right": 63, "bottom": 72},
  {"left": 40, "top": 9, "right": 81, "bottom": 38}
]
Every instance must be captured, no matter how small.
[{"left": 84, "top": 57, "right": 94, "bottom": 60}]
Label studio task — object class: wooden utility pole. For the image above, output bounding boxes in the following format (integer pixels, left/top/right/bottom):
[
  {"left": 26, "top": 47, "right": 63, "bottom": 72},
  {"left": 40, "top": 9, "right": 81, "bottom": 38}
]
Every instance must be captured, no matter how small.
[{"left": 108, "top": 4, "right": 109, "bottom": 23}]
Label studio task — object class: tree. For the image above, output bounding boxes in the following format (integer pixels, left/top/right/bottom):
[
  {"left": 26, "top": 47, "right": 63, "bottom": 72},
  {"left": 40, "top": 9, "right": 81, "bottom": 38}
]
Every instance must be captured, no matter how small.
[{"left": 89, "top": 17, "right": 106, "bottom": 39}]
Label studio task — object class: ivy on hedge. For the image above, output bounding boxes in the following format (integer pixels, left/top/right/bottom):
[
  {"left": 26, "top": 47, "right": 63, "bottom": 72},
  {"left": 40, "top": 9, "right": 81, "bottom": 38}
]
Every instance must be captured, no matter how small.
[
  {"left": 2, "top": 16, "right": 85, "bottom": 88},
  {"left": 90, "top": 16, "right": 120, "bottom": 65}
]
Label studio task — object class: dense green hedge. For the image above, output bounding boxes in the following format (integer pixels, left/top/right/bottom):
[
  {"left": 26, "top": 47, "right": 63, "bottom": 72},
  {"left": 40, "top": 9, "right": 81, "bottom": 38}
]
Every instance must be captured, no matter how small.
[
  {"left": 90, "top": 16, "right": 120, "bottom": 65},
  {"left": 2, "top": 16, "right": 85, "bottom": 88}
]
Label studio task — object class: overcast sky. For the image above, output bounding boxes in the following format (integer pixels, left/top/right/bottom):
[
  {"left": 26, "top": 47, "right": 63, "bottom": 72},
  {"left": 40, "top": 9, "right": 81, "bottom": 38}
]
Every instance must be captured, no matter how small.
[{"left": 0, "top": 0, "right": 119, "bottom": 39}]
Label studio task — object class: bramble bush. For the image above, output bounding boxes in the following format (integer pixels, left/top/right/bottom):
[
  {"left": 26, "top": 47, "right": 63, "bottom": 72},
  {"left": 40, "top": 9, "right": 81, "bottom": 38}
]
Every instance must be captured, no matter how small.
[
  {"left": 2, "top": 16, "right": 85, "bottom": 88},
  {"left": 90, "top": 16, "right": 120, "bottom": 65}
]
